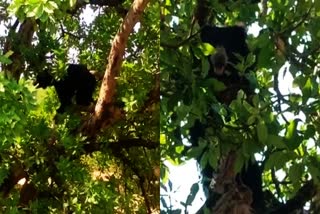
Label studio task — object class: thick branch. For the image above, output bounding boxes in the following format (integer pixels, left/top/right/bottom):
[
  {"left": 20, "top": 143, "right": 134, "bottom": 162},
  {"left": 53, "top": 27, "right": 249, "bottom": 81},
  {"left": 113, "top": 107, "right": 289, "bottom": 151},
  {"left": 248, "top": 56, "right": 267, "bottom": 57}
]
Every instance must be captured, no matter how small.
[
  {"left": 111, "top": 149, "right": 152, "bottom": 213},
  {"left": 84, "top": 0, "right": 150, "bottom": 134},
  {"left": 270, "top": 180, "right": 316, "bottom": 214}
]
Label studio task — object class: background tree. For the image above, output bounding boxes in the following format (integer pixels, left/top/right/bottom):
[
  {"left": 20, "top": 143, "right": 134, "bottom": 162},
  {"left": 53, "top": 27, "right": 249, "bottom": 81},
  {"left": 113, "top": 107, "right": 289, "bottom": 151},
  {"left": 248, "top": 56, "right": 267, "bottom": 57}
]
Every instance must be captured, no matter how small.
[
  {"left": 160, "top": 0, "right": 320, "bottom": 213},
  {"left": 0, "top": 0, "right": 160, "bottom": 213}
]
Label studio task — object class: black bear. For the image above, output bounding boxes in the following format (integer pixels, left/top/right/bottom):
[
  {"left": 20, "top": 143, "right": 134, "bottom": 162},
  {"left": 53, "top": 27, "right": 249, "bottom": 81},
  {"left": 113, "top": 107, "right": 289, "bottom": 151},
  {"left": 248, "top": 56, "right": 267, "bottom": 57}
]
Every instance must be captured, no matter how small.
[
  {"left": 200, "top": 25, "right": 251, "bottom": 87},
  {"left": 200, "top": 25, "right": 254, "bottom": 104},
  {"left": 194, "top": 25, "right": 264, "bottom": 212},
  {"left": 36, "top": 64, "right": 96, "bottom": 113}
]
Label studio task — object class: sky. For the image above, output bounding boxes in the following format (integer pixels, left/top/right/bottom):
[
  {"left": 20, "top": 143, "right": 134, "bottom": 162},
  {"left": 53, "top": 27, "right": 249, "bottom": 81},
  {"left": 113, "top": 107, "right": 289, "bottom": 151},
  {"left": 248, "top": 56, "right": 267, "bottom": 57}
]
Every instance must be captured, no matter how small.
[{"left": 164, "top": 160, "right": 205, "bottom": 213}]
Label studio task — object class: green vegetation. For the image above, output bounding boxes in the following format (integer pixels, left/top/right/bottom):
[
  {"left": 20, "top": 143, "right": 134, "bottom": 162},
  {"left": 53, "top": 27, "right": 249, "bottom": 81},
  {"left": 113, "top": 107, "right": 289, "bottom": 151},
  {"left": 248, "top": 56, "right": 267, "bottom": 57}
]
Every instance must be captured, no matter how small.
[
  {"left": 161, "top": 0, "right": 320, "bottom": 213},
  {"left": 0, "top": 0, "right": 159, "bottom": 213}
]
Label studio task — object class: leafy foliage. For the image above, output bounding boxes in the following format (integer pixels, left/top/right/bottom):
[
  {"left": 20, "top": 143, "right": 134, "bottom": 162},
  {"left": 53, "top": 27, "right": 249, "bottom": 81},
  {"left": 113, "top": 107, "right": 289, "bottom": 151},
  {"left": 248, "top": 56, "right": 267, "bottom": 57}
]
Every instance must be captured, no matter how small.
[
  {"left": 0, "top": 0, "right": 159, "bottom": 213},
  {"left": 160, "top": 0, "right": 320, "bottom": 212}
]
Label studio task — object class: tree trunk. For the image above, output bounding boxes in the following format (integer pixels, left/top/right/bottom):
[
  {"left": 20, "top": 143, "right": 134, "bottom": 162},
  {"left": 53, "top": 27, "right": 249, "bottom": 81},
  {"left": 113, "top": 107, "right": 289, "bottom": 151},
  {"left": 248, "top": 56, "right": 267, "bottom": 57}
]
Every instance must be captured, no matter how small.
[{"left": 83, "top": 0, "right": 151, "bottom": 135}]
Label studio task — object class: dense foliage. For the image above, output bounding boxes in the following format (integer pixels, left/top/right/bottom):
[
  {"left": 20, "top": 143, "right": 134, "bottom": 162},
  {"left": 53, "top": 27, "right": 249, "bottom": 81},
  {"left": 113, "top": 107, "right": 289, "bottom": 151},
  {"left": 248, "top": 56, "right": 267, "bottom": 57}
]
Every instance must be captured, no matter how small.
[
  {"left": 0, "top": 0, "right": 160, "bottom": 213},
  {"left": 160, "top": 0, "right": 320, "bottom": 213}
]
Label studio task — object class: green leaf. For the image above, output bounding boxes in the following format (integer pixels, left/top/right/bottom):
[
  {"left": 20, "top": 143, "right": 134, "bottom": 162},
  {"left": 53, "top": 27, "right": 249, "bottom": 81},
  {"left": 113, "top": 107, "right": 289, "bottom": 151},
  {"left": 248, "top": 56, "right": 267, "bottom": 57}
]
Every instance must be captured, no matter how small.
[
  {"left": 302, "top": 78, "right": 312, "bottom": 103},
  {"left": 34, "top": 4, "right": 44, "bottom": 18},
  {"left": 70, "top": 0, "right": 77, "bottom": 7},
  {"left": 199, "top": 43, "right": 215, "bottom": 56},
  {"left": 265, "top": 151, "right": 296, "bottom": 170},
  {"left": 71, "top": 197, "right": 78, "bottom": 204},
  {"left": 187, "top": 144, "right": 205, "bottom": 158},
  {"left": 293, "top": 75, "right": 307, "bottom": 88},
  {"left": 168, "top": 180, "right": 173, "bottom": 191},
  {"left": 160, "top": 134, "right": 166, "bottom": 145},
  {"left": 309, "top": 165, "right": 320, "bottom": 182},
  {"left": 203, "top": 207, "right": 211, "bottom": 214},
  {"left": 243, "top": 101, "right": 259, "bottom": 115},
  {"left": 315, "top": 0, "right": 320, "bottom": 11},
  {"left": 288, "top": 163, "right": 303, "bottom": 185},
  {"left": 304, "top": 125, "right": 316, "bottom": 139},
  {"left": 161, "top": 197, "right": 168, "bottom": 208},
  {"left": 4, "top": 50, "right": 14, "bottom": 58},
  {"left": 175, "top": 145, "right": 184, "bottom": 154},
  {"left": 170, "top": 209, "right": 183, "bottom": 214},
  {"left": 252, "top": 94, "right": 259, "bottom": 107},
  {"left": 201, "top": 57, "right": 210, "bottom": 76},
  {"left": 160, "top": 166, "right": 169, "bottom": 183},
  {"left": 28, "top": 0, "right": 41, "bottom": 4},
  {"left": 7, "top": 2, "right": 21, "bottom": 15},
  {"left": 257, "top": 120, "right": 268, "bottom": 144},
  {"left": 247, "top": 115, "right": 256, "bottom": 125},
  {"left": 257, "top": 45, "right": 273, "bottom": 68},
  {"left": 185, "top": 183, "right": 199, "bottom": 206},
  {"left": 266, "top": 134, "right": 287, "bottom": 149},
  {"left": 39, "top": 13, "right": 49, "bottom": 22},
  {"left": 44, "top": 2, "right": 56, "bottom": 14},
  {"left": 245, "top": 52, "right": 256, "bottom": 68},
  {"left": 285, "top": 119, "right": 302, "bottom": 150},
  {"left": 47, "top": 1, "right": 59, "bottom": 9},
  {"left": 200, "top": 150, "right": 209, "bottom": 168},
  {"left": 208, "top": 146, "right": 218, "bottom": 169},
  {"left": 0, "top": 167, "right": 9, "bottom": 185},
  {"left": 234, "top": 154, "right": 245, "bottom": 174},
  {"left": 0, "top": 55, "right": 12, "bottom": 65},
  {"left": 205, "top": 78, "right": 226, "bottom": 92}
]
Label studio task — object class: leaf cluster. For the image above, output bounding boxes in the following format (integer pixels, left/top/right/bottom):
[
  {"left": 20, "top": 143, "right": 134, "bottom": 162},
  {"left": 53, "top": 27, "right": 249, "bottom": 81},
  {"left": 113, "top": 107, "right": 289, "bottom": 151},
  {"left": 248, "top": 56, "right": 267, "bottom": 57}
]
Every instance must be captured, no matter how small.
[{"left": 160, "top": 0, "right": 320, "bottom": 212}]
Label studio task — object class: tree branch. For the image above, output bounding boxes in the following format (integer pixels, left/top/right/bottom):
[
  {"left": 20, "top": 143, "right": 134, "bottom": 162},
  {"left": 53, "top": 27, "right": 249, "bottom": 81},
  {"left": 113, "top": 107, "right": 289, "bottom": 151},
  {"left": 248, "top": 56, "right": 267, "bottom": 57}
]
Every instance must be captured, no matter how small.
[
  {"left": 83, "top": 0, "right": 150, "bottom": 135},
  {"left": 270, "top": 180, "right": 316, "bottom": 214},
  {"left": 111, "top": 148, "right": 152, "bottom": 214}
]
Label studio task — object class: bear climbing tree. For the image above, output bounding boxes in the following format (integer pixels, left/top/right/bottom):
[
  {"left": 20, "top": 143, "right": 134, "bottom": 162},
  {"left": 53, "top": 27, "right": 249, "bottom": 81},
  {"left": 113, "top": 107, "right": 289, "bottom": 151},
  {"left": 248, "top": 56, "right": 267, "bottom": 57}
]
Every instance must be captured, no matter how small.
[{"left": 36, "top": 64, "right": 96, "bottom": 113}]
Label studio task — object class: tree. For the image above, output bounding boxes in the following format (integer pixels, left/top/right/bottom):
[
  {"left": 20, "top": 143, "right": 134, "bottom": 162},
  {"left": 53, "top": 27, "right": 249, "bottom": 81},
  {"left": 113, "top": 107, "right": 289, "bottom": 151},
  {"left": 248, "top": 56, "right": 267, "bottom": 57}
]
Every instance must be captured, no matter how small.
[
  {"left": 0, "top": 0, "right": 160, "bottom": 213},
  {"left": 160, "top": 0, "right": 320, "bottom": 213}
]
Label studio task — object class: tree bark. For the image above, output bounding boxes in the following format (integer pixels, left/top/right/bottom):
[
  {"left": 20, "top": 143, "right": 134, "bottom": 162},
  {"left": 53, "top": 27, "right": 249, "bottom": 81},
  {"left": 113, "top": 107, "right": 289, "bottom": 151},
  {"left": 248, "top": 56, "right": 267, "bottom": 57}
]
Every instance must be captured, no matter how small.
[{"left": 83, "top": 0, "right": 151, "bottom": 135}]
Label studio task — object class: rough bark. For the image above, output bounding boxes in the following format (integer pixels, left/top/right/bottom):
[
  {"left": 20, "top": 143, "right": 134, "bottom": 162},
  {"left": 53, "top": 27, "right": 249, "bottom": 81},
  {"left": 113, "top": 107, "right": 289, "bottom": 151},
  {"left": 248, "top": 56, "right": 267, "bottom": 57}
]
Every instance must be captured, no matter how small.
[{"left": 83, "top": 0, "right": 151, "bottom": 135}]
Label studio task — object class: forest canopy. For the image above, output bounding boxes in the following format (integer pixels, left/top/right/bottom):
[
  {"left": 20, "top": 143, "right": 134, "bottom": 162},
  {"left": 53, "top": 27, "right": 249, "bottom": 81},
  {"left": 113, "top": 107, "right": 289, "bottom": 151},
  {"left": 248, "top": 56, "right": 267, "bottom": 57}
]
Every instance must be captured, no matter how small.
[
  {"left": 0, "top": 0, "right": 160, "bottom": 213},
  {"left": 160, "top": 0, "right": 320, "bottom": 213}
]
